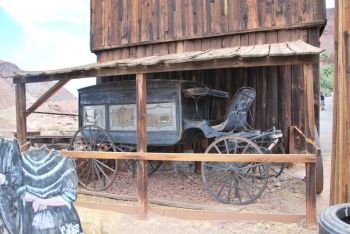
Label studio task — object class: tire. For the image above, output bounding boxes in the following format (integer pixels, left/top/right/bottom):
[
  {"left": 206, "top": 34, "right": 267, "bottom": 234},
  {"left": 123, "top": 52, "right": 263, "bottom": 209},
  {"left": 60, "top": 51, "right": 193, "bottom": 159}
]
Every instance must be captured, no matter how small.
[{"left": 319, "top": 203, "right": 350, "bottom": 234}]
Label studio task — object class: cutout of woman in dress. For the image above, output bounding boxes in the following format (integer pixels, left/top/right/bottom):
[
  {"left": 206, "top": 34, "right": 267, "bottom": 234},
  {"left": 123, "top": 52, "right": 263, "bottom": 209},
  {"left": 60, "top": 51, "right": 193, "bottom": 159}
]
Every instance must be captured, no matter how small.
[
  {"left": 0, "top": 138, "right": 23, "bottom": 234},
  {"left": 20, "top": 145, "right": 83, "bottom": 234}
]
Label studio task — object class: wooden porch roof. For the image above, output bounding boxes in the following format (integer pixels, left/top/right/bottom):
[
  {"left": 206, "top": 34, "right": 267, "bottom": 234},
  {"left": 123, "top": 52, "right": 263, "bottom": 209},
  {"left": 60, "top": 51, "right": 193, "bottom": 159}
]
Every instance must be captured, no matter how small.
[{"left": 10, "top": 40, "right": 323, "bottom": 84}]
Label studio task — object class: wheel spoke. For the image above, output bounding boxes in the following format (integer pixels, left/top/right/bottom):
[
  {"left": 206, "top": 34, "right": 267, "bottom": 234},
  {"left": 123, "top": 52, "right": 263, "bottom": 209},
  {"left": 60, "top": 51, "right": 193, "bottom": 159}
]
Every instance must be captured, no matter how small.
[
  {"left": 227, "top": 176, "right": 233, "bottom": 202},
  {"left": 233, "top": 177, "right": 242, "bottom": 203},
  {"left": 95, "top": 161, "right": 111, "bottom": 183},
  {"left": 236, "top": 173, "right": 263, "bottom": 191},
  {"left": 213, "top": 145, "right": 222, "bottom": 154},
  {"left": 96, "top": 159, "right": 116, "bottom": 173},
  {"left": 207, "top": 174, "right": 228, "bottom": 188},
  {"left": 217, "top": 175, "right": 231, "bottom": 197},
  {"left": 78, "top": 161, "right": 90, "bottom": 179},
  {"left": 76, "top": 160, "right": 89, "bottom": 169},
  {"left": 93, "top": 161, "right": 104, "bottom": 190}
]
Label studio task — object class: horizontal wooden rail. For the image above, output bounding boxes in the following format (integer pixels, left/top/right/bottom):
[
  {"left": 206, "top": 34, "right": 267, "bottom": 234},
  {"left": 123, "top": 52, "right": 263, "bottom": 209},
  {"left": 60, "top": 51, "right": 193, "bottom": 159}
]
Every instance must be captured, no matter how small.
[
  {"left": 76, "top": 201, "right": 306, "bottom": 223},
  {"left": 61, "top": 151, "right": 316, "bottom": 163}
]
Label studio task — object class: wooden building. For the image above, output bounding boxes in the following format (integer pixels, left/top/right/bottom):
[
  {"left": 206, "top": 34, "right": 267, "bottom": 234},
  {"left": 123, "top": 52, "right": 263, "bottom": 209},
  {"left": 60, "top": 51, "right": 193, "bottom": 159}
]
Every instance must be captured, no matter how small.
[
  {"left": 92, "top": 0, "right": 327, "bottom": 152},
  {"left": 9, "top": 0, "right": 327, "bottom": 226}
]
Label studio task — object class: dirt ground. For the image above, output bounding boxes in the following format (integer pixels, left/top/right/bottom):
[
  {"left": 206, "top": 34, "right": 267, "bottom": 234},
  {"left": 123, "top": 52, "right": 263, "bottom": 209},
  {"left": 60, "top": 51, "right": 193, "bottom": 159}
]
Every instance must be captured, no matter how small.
[{"left": 73, "top": 96, "right": 333, "bottom": 234}]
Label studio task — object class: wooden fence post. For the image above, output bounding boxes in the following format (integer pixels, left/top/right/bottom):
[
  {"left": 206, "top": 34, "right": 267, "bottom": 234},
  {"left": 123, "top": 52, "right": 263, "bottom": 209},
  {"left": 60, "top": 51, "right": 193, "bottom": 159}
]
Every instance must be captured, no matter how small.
[
  {"left": 306, "top": 162, "right": 316, "bottom": 227},
  {"left": 303, "top": 64, "right": 317, "bottom": 227},
  {"left": 15, "top": 84, "right": 27, "bottom": 145},
  {"left": 136, "top": 73, "right": 148, "bottom": 218}
]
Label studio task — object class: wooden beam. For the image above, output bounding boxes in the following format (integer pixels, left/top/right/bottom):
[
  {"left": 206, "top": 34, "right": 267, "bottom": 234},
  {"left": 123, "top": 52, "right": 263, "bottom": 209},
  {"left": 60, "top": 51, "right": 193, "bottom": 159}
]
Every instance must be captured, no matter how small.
[
  {"left": 61, "top": 151, "right": 316, "bottom": 163},
  {"left": 25, "top": 80, "right": 70, "bottom": 116},
  {"left": 13, "top": 56, "right": 320, "bottom": 84},
  {"left": 331, "top": 0, "right": 350, "bottom": 205},
  {"left": 330, "top": 0, "right": 339, "bottom": 205},
  {"left": 76, "top": 200, "right": 306, "bottom": 223},
  {"left": 15, "top": 84, "right": 27, "bottom": 145},
  {"left": 305, "top": 163, "right": 316, "bottom": 227},
  {"left": 303, "top": 64, "right": 316, "bottom": 153},
  {"left": 136, "top": 73, "right": 148, "bottom": 219}
]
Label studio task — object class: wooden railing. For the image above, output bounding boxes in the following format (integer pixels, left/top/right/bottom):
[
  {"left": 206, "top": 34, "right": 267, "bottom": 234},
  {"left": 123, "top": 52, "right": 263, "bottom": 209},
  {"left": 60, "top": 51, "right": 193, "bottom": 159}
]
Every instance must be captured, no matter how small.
[{"left": 61, "top": 150, "right": 317, "bottom": 228}]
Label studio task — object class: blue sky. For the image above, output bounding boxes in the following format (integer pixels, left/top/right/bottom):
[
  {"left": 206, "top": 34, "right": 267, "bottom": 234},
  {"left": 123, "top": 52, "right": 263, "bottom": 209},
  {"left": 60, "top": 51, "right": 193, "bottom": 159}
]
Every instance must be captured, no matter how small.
[{"left": 0, "top": 0, "right": 335, "bottom": 95}]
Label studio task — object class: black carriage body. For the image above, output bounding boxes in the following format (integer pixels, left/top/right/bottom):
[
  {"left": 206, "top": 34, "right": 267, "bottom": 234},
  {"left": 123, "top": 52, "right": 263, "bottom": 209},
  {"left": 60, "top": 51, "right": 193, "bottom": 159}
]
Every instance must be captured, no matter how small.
[{"left": 78, "top": 80, "right": 214, "bottom": 145}]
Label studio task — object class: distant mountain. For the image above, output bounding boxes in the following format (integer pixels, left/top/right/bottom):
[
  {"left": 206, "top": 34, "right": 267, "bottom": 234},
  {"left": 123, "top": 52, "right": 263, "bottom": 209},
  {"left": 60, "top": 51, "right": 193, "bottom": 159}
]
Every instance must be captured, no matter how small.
[
  {"left": 0, "top": 60, "right": 78, "bottom": 136},
  {"left": 0, "top": 60, "right": 77, "bottom": 112},
  {"left": 320, "top": 8, "right": 334, "bottom": 63}
]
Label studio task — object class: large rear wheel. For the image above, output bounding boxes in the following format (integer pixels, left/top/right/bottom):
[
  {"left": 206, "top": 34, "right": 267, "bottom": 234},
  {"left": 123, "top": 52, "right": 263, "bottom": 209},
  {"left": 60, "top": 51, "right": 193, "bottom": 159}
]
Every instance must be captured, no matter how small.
[{"left": 202, "top": 136, "right": 268, "bottom": 205}]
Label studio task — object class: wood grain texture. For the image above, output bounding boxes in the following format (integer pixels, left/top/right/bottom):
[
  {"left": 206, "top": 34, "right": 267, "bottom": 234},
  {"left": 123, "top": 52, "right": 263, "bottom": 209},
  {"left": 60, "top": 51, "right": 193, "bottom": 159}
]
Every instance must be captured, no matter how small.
[
  {"left": 331, "top": 0, "right": 350, "bottom": 205},
  {"left": 90, "top": 0, "right": 326, "bottom": 51},
  {"left": 61, "top": 151, "right": 316, "bottom": 163},
  {"left": 305, "top": 163, "right": 316, "bottom": 227},
  {"left": 136, "top": 73, "right": 148, "bottom": 218},
  {"left": 15, "top": 84, "right": 27, "bottom": 145}
]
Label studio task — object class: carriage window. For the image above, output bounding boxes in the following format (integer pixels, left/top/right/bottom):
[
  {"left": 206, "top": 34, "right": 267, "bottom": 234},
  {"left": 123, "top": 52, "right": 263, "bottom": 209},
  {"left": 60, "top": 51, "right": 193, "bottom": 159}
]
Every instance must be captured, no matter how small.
[
  {"left": 109, "top": 103, "right": 177, "bottom": 131},
  {"left": 147, "top": 103, "right": 176, "bottom": 131},
  {"left": 109, "top": 104, "right": 136, "bottom": 131},
  {"left": 83, "top": 105, "right": 105, "bottom": 128}
]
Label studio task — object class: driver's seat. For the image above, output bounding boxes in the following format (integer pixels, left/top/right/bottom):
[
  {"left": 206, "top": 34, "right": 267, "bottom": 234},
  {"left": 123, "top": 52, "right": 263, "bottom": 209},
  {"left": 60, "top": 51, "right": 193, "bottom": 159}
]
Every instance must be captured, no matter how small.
[{"left": 211, "top": 87, "right": 256, "bottom": 132}]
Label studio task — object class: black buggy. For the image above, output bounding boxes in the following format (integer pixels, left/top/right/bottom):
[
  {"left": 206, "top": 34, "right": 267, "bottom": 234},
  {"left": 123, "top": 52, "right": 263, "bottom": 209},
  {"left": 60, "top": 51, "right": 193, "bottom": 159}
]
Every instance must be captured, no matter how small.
[{"left": 69, "top": 79, "right": 285, "bottom": 205}]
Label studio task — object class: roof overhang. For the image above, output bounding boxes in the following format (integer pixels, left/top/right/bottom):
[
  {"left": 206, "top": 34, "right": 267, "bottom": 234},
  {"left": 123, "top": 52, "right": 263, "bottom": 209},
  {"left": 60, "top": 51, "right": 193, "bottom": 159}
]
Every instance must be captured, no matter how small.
[{"left": 9, "top": 40, "right": 323, "bottom": 84}]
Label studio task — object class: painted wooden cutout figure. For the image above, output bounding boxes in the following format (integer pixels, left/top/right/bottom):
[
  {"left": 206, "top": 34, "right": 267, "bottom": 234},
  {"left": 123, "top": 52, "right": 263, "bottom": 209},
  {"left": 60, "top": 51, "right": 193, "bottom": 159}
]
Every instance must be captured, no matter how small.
[
  {"left": 20, "top": 145, "right": 83, "bottom": 234},
  {"left": 0, "top": 138, "right": 24, "bottom": 234}
]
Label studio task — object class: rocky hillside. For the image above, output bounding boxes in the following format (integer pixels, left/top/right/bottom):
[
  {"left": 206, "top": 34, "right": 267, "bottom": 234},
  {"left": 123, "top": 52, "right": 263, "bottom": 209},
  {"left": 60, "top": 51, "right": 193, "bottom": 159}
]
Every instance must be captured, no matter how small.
[
  {"left": 320, "top": 8, "right": 334, "bottom": 63},
  {"left": 0, "top": 60, "right": 78, "bottom": 136}
]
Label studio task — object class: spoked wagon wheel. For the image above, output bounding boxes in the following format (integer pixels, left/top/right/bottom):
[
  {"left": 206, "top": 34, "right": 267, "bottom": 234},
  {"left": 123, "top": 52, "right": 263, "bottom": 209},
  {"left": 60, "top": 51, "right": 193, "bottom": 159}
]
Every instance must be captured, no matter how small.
[
  {"left": 202, "top": 136, "right": 269, "bottom": 205},
  {"left": 68, "top": 125, "right": 117, "bottom": 191}
]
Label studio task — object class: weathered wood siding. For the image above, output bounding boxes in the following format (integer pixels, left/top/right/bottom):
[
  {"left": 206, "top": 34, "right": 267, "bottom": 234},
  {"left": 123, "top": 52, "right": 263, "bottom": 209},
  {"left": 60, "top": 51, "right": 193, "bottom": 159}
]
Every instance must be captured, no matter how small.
[
  {"left": 91, "top": 0, "right": 326, "bottom": 51},
  {"left": 96, "top": 28, "right": 321, "bottom": 152}
]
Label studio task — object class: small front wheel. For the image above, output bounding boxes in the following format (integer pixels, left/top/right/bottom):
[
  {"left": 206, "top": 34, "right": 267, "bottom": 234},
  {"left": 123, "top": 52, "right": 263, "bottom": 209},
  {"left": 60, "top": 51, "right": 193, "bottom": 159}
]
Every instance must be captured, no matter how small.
[{"left": 202, "top": 136, "right": 268, "bottom": 205}]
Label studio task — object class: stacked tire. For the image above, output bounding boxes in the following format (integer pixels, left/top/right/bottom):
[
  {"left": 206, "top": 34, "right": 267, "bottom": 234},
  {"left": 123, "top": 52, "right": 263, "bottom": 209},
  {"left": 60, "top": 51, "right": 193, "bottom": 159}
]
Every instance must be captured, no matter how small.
[{"left": 319, "top": 203, "right": 350, "bottom": 234}]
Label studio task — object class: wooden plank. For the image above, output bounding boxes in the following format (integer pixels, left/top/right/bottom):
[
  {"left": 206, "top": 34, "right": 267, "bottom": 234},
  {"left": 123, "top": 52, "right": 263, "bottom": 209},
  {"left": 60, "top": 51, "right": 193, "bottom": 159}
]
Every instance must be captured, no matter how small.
[
  {"left": 256, "top": 67, "right": 267, "bottom": 130},
  {"left": 15, "top": 84, "right": 27, "bottom": 145},
  {"left": 25, "top": 80, "right": 70, "bottom": 116},
  {"left": 279, "top": 65, "right": 292, "bottom": 152},
  {"left": 305, "top": 163, "right": 316, "bottom": 227},
  {"left": 136, "top": 73, "right": 148, "bottom": 219},
  {"left": 330, "top": 2, "right": 339, "bottom": 205},
  {"left": 291, "top": 64, "right": 304, "bottom": 149},
  {"left": 269, "top": 43, "right": 295, "bottom": 56},
  {"left": 266, "top": 66, "right": 279, "bottom": 129},
  {"left": 12, "top": 55, "right": 320, "bottom": 84},
  {"left": 331, "top": 0, "right": 350, "bottom": 205},
  {"left": 303, "top": 64, "right": 316, "bottom": 153},
  {"left": 240, "top": 44, "right": 269, "bottom": 58},
  {"left": 61, "top": 151, "right": 316, "bottom": 163},
  {"left": 76, "top": 200, "right": 306, "bottom": 223},
  {"left": 287, "top": 40, "right": 324, "bottom": 55}
]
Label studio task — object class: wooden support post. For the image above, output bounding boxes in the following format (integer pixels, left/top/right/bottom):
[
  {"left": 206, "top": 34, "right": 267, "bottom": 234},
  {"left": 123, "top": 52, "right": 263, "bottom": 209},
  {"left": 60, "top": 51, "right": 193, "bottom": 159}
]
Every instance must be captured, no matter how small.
[
  {"left": 136, "top": 73, "right": 148, "bottom": 218},
  {"left": 303, "top": 64, "right": 317, "bottom": 227},
  {"left": 331, "top": 0, "right": 350, "bottom": 204},
  {"left": 26, "top": 80, "right": 70, "bottom": 116},
  {"left": 305, "top": 163, "right": 316, "bottom": 227},
  {"left": 330, "top": 1, "right": 339, "bottom": 205},
  {"left": 15, "top": 84, "right": 27, "bottom": 145},
  {"left": 303, "top": 64, "right": 316, "bottom": 153}
]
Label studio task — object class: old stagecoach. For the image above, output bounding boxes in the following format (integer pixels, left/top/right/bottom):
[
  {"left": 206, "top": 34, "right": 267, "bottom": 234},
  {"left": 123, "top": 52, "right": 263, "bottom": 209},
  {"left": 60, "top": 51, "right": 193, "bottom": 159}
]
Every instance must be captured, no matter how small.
[{"left": 69, "top": 79, "right": 284, "bottom": 205}]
